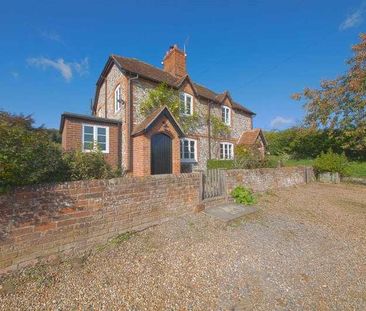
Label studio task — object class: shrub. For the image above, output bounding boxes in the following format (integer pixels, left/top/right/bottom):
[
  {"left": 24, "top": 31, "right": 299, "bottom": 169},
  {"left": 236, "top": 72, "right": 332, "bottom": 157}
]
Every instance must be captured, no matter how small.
[
  {"left": 62, "top": 150, "right": 123, "bottom": 181},
  {"left": 313, "top": 149, "right": 349, "bottom": 175},
  {"left": 0, "top": 111, "right": 124, "bottom": 192},
  {"left": 233, "top": 145, "right": 269, "bottom": 169},
  {"left": 207, "top": 159, "right": 234, "bottom": 169},
  {"left": 0, "top": 112, "right": 67, "bottom": 192},
  {"left": 231, "top": 186, "right": 257, "bottom": 205}
]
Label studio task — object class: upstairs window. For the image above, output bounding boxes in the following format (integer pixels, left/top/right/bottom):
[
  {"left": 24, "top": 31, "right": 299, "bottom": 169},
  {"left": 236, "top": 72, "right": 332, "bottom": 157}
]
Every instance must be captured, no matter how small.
[
  {"left": 114, "top": 85, "right": 121, "bottom": 112},
  {"left": 222, "top": 106, "right": 231, "bottom": 125},
  {"left": 180, "top": 138, "right": 197, "bottom": 162},
  {"left": 220, "top": 142, "right": 233, "bottom": 160},
  {"left": 179, "top": 92, "right": 193, "bottom": 115},
  {"left": 82, "top": 124, "right": 109, "bottom": 153}
]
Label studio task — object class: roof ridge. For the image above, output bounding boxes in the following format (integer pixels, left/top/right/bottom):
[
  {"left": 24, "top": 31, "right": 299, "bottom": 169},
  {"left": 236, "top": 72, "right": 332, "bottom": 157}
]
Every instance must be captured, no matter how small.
[
  {"left": 110, "top": 54, "right": 255, "bottom": 115},
  {"left": 113, "top": 54, "right": 177, "bottom": 78}
]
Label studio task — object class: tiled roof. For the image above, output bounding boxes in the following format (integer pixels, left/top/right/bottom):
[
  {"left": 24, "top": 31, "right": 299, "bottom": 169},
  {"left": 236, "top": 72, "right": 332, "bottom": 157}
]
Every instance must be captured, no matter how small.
[
  {"left": 110, "top": 55, "right": 255, "bottom": 115},
  {"left": 60, "top": 112, "right": 121, "bottom": 133},
  {"left": 131, "top": 106, "right": 184, "bottom": 137},
  {"left": 238, "top": 128, "right": 267, "bottom": 146}
]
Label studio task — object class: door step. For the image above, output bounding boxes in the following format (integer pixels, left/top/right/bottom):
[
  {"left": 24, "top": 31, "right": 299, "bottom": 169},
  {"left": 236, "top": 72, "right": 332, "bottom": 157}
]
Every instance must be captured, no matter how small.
[
  {"left": 204, "top": 203, "right": 258, "bottom": 222},
  {"left": 195, "top": 196, "right": 229, "bottom": 213}
]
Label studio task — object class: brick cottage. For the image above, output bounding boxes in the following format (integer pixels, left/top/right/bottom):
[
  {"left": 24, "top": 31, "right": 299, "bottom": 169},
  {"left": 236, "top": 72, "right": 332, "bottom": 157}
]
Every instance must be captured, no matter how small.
[{"left": 61, "top": 45, "right": 267, "bottom": 176}]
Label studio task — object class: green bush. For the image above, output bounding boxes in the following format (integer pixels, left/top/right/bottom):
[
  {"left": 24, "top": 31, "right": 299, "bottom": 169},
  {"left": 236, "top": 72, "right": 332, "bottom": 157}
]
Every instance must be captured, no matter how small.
[
  {"left": 0, "top": 112, "right": 67, "bottom": 192},
  {"left": 0, "top": 111, "right": 124, "bottom": 192},
  {"left": 207, "top": 159, "right": 234, "bottom": 169},
  {"left": 62, "top": 150, "right": 122, "bottom": 181},
  {"left": 233, "top": 145, "right": 272, "bottom": 169},
  {"left": 313, "top": 149, "right": 349, "bottom": 175},
  {"left": 231, "top": 186, "right": 257, "bottom": 205}
]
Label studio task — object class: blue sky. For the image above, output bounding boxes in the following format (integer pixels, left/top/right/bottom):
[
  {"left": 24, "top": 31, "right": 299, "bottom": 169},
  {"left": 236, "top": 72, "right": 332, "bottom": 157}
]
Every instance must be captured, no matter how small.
[{"left": 0, "top": 0, "right": 365, "bottom": 130}]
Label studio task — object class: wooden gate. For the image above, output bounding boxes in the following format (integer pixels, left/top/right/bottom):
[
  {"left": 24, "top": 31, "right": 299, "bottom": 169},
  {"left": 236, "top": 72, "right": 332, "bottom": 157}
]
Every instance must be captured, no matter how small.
[{"left": 202, "top": 169, "right": 224, "bottom": 199}]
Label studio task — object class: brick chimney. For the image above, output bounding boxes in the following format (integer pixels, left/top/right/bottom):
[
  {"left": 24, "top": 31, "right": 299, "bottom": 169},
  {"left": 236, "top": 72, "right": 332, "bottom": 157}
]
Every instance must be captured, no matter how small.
[{"left": 162, "top": 44, "right": 187, "bottom": 78}]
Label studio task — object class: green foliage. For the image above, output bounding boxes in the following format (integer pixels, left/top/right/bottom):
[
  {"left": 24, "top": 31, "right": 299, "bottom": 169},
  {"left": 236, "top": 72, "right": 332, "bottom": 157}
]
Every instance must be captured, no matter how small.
[
  {"left": 44, "top": 128, "right": 62, "bottom": 144},
  {"left": 293, "top": 34, "right": 366, "bottom": 154},
  {"left": 0, "top": 110, "right": 124, "bottom": 192},
  {"left": 0, "top": 111, "right": 66, "bottom": 192},
  {"left": 210, "top": 115, "right": 231, "bottom": 137},
  {"left": 62, "top": 149, "right": 123, "bottom": 181},
  {"left": 140, "top": 83, "right": 201, "bottom": 133},
  {"left": 231, "top": 186, "right": 257, "bottom": 205},
  {"left": 265, "top": 127, "right": 345, "bottom": 159},
  {"left": 313, "top": 149, "right": 349, "bottom": 175},
  {"left": 346, "top": 162, "right": 366, "bottom": 177},
  {"left": 207, "top": 159, "right": 234, "bottom": 169},
  {"left": 233, "top": 145, "right": 272, "bottom": 169}
]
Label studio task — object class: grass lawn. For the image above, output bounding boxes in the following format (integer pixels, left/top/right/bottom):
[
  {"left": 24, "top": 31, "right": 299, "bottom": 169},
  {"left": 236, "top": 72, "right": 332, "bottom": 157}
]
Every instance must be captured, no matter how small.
[
  {"left": 282, "top": 158, "right": 366, "bottom": 178},
  {"left": 346, "top": 162, "right": 366, "bottom": 177}
]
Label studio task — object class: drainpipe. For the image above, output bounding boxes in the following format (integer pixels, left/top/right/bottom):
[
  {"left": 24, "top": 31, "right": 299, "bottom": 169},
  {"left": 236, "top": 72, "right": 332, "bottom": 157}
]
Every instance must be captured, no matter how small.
[
  {"left": 117, "top": 122, "right": 122, "bottom": 170},
  {"left": 208, "top": 100, "right": 212, "bottom": 160},
  {"left": 127, "top": 73, "right": 139, "bottom": 173},
  {"left": 104, "top": 77, "right": 108, "bottom": 118}
]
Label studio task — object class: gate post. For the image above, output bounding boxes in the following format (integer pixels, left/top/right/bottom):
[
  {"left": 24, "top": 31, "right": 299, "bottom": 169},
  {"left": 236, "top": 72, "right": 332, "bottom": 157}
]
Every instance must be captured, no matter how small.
[
  {"left": 198, "top": 170, "right": 204, "bottom": 202},
  {"left": 219, "top": 169, "right": 228, "bottom": 202}
]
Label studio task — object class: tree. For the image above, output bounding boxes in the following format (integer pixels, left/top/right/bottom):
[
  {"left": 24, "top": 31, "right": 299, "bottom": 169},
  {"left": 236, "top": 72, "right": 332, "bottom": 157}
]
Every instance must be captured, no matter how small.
[
  {"left": 140, "top": 83, "right": 201, "bottom": 133},
  {"left": 293, "top": 33, "right": 366, "bottom": 155}
]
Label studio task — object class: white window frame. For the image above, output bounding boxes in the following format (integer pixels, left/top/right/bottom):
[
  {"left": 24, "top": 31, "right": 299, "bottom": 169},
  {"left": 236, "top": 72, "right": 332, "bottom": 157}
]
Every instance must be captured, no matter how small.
[
  {"left": 82, "top": 124, "right": 109, "bottom": 154},
  {"left": 220, "top": 142, "right": 234, "bottom": 160},
  {"left": 114, "top": 85, "right": 121, "bottom": 112},
  {"left": 222, "top": 106, "right": 231, "bottom": 125},
  {"left": 179, "top": 92, "right": 193, "bottom": 116},
  {"left": 180, "top": 138, "right": 197, "bottom": 162}
]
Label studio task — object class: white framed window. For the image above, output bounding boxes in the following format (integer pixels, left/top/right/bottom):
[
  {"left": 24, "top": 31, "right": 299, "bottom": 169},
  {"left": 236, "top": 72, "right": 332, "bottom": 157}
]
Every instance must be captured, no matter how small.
[
  {"left": 180, "top": 138, "right": 197, "bottom": 162},
  {"left": 82, "top": 124, "right": 109, "bottom": 153},
  {"left": 220, "top": 142, "right": 234, "bottom": 160},
  {"left": 222, "top": 106, "right": 231, "bottom": 125},
  {"left": 114, "top": 85, "right": 121, "bottom": 112},
  {"left": 179, "top": 92, "right": 193, "bottom": 115}
]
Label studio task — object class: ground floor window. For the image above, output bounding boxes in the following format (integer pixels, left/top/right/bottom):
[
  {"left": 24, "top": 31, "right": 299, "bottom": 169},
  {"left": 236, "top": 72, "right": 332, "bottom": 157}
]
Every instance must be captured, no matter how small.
[
  {"left": 220, "top": 142, "right": 234, "bottom": 159},
  {"left": 180, "top": 138, "right": 197, "bottom": 162},
  {"left": 82, "top": 124, "right": 109, "bottom": 153}
]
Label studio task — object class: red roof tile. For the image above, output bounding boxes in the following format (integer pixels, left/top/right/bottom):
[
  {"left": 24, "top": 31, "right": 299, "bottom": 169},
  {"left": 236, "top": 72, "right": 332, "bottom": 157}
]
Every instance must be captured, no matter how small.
[
  {"left": 110, "top": 55, "right": 255, "bottom": 115},
  {"left": 238, "top": 128, "right": 267, "bottom": 146}
]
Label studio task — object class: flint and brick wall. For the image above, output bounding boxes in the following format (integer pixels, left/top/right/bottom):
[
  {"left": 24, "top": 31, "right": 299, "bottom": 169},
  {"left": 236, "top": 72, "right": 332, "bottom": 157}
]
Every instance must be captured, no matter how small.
[
  {"left": 0, "top": 173, "right": 201, "bottom": 275},
  {"left": 224, "top": 166, "right": 315, "bottom": 194}
]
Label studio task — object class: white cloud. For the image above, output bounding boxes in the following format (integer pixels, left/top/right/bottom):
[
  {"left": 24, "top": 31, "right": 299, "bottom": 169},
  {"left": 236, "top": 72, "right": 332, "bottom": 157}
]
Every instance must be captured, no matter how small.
[
  {"left": 73, "top": 58, "right": 89, "bottom": 76},
  {"left": 340, "top": 4, "right": 365, "bottom": 30},
  {"left": 40, "top": 30, "right": 63, "bottom": 43},
  {"left": 27, "top": 57, "right": 89, "bottom": 82},
  {"left": 270, "top": 116, "right": 294, "bottom": 129},
  {"left": 11, "top": 71, "right": 19, "bottom": 79}
]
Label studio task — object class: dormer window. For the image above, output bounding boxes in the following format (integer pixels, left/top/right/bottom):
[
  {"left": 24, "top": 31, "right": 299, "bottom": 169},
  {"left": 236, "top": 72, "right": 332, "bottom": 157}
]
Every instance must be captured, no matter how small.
[
  {"left": 114, "top": 85, "right": 121, "bottom": 112},
  {"left": 222, "top": 106, "right": 231, "bottom": 125},
  {"left": 179, "top": 92, "right": 193, "bottom": 115}
]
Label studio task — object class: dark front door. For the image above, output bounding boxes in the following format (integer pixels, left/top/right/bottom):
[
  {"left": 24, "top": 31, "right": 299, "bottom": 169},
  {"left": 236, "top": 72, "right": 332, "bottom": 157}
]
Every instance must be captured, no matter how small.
[{"left": 151, "top": 133, "right": 172, "bottom": 175}]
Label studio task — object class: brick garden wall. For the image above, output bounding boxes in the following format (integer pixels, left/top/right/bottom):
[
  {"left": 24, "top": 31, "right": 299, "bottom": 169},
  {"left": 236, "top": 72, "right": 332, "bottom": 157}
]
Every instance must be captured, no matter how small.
[
  {"left": 0, "top": 173, "right": 201, "bottom": 275},
  {"left": 224, "top": 166, "right": 315, "bottom": 194}
]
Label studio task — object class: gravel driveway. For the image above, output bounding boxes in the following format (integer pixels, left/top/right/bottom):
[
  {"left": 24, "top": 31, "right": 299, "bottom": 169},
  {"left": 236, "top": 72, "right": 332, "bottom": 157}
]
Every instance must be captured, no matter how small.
[{"left": 1, "top": 183, "right": 365, "bottom": 310}]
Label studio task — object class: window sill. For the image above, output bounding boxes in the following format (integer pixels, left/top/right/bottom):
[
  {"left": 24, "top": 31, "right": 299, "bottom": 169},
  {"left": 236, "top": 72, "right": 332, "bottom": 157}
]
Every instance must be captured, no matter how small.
[
  {"left": 181, "top": 159, "right": 197, "bottom": 163},
  {"left": 82, "top": 149, "right": 109, "bottom": 154}
]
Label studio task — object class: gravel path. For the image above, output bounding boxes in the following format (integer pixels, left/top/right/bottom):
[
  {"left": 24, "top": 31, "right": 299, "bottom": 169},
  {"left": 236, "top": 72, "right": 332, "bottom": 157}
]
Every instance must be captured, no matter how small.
[{"left": 1, "top": 183, "right": 365, "bottom": 310}]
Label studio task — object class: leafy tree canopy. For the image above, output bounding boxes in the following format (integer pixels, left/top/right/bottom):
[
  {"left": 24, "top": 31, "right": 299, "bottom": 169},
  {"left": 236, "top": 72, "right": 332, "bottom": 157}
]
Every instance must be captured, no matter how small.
[{"left": 293, "top": 34, "right": 366, "bottom": 153}]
